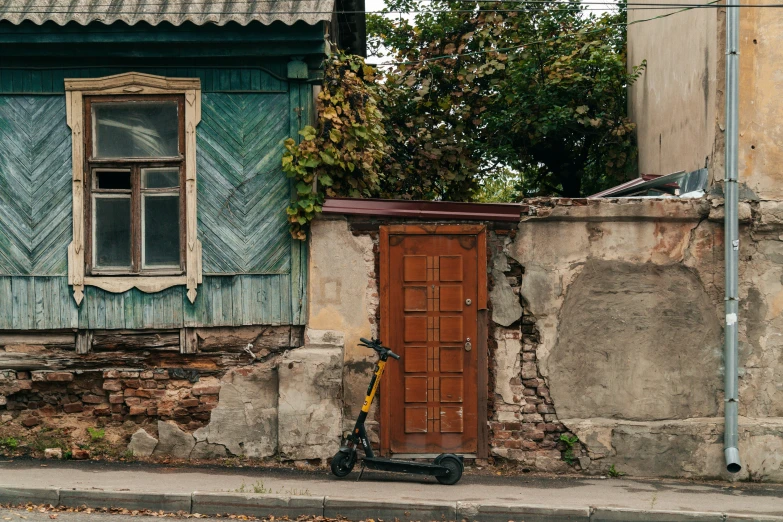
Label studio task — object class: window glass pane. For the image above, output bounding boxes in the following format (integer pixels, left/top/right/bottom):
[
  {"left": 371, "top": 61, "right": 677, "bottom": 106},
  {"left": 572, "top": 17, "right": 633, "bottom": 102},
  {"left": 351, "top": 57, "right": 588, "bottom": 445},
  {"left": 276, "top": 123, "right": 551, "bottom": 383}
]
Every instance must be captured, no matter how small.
[
  {"left": 94, "top": 197, "right": 131, "bottom": 268},
  {"left": 95, "top": 170, "right": 131, "bottom": 190},
  {"left": 143, "top": 195, "right": 180, "bottom": 267},
  {"left": 142, "top": 168, "right": 179, "bottom": 189},
  {"left": 93, "top": 101, "right": 179, "bottom": 159}
]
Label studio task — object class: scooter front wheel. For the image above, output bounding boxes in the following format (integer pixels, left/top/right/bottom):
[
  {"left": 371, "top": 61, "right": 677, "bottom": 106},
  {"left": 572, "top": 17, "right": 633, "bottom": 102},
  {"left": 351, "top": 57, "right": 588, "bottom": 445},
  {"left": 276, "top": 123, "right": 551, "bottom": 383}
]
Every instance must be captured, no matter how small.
[
  {"left": 330, "top": 451, "right": 355, "bottom": 477},
  {"left": 435, "top": 456, "right": 463, "bottom": 485}
]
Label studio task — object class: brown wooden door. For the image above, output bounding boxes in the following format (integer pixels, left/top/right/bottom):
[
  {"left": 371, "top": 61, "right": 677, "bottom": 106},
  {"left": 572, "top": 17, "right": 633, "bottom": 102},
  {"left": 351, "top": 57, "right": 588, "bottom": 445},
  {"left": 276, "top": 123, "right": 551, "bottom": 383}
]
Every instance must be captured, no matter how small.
[{"left": 382, "top": 226, "right": 482, "bottom": 455}]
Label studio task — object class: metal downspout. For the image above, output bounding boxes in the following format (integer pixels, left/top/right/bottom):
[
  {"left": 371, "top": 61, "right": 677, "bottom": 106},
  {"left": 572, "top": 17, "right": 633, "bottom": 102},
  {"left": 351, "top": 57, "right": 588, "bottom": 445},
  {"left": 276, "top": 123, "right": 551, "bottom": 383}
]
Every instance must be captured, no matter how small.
[{"left": 724, "top": 0, "right": 742, "bottom": 474}]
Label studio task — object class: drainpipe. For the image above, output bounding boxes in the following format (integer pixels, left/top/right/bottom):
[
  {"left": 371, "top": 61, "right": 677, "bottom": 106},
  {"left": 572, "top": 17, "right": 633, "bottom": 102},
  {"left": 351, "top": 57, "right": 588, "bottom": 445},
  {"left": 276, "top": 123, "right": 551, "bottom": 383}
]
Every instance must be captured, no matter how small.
[{"left": 723, "top": 0, "right": 742, "bottom": 474}]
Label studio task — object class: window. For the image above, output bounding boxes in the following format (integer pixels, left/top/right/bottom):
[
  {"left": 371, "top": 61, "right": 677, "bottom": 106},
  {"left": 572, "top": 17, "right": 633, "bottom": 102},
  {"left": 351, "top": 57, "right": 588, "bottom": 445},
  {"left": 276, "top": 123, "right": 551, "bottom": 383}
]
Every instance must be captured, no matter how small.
[
  {"left": 65, "top": 73, "right": 202, "bottom": 305},
  {"left": 86, "top": 96, "right": 185, "bottom": 274}
]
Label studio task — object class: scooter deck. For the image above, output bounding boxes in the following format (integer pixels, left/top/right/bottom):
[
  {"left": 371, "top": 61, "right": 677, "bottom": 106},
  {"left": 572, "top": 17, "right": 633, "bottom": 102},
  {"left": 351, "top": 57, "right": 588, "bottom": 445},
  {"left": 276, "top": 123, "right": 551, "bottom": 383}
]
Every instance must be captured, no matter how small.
[{"left": 363, "top": 457, "right": 449, "bottom": 477}]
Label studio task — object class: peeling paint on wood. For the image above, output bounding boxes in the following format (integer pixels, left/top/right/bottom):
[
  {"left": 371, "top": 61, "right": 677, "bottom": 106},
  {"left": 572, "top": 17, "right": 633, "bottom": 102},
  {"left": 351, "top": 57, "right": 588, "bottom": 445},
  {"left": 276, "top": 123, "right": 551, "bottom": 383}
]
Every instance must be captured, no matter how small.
[{"left": 0, "top": 88, "right": 310, "bottom": 329}]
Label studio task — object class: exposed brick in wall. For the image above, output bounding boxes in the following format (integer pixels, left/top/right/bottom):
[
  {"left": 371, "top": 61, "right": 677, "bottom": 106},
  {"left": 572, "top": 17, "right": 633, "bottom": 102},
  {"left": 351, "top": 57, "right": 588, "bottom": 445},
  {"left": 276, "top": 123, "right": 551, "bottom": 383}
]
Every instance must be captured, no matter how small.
[
  {"left": 487, "top": 230, "right": 588, "bottom": 471},
  {"left": 0, "top": 369, "right": 220, "bottom": 431}
]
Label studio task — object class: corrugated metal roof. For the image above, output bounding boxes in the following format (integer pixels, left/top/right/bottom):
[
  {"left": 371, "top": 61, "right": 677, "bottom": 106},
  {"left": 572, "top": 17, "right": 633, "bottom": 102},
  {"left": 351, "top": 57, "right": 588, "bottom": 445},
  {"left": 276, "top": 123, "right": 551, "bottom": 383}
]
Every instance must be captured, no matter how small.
[{"left": 0, "top": 0, "right": 335, "bottom": 27}]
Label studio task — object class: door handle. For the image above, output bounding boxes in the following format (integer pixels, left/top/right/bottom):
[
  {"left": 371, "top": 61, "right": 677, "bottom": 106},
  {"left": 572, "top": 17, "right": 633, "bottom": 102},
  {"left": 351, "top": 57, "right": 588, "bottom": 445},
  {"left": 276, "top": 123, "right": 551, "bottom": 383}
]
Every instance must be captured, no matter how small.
[{"left": 465, "top": 337, "right": 472, "bottom": 352}]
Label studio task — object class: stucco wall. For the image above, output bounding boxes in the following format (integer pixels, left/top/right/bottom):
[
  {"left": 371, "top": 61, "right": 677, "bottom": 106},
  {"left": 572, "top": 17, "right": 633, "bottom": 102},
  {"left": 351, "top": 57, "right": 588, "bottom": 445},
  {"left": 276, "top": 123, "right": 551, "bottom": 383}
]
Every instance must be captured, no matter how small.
[
  {"left": 507, "top": 197, "right": 783, "bottom": 481},
  {"left": 307, "top": 218, "right": 380, "bottom": 434},
  {"left": 736, "top": 6, "right": 783, "bottom": 199},
  {"left": 627, "top": 0, "right": 719, "bottom": 176},
  {"left": 309, "top": 199, "right": 783, "bottom": 481},
  {"left": 629, "top": 1, "right": 783, "bottom": 200}
]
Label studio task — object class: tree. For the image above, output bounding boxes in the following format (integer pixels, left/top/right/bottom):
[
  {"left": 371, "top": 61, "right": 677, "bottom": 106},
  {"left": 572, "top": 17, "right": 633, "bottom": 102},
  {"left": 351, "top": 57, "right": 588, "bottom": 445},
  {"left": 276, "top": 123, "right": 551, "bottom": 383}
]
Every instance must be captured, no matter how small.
[
  {"left": 282, "top": 52, "right": 387, "bottom": 239},
  {"left": 369, "top": 0, "right": 644, "bottom": 198},
  {"left": 283, "top": 51, "right": 485, "bottom": 238}
]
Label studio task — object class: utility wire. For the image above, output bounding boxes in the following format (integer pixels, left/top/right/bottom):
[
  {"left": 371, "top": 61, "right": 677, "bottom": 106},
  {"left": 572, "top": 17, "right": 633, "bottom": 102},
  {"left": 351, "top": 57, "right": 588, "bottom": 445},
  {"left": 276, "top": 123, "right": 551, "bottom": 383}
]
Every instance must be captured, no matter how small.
[
  {"left": 373, "top": 0, "right": 721, "bottom": 66},
  {"left": 0, "top": 1, "right": 767, "bottom": 13},
  {"left": 0, "top": 0, "right": 762, "bottom": 5}
]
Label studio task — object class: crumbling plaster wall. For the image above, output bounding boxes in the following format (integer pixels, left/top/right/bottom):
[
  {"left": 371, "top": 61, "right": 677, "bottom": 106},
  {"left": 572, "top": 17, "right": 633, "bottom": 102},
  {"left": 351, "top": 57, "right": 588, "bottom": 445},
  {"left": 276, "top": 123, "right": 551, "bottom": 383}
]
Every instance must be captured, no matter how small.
[
  {"left": 305, "top": 199, "right": 783, "bottom": 481},
  {"left": 308, "top": 217, "right": 380, "bottom": 436},
  {"left": 502, "top": 197, "right": 783, "bottom": 481}
]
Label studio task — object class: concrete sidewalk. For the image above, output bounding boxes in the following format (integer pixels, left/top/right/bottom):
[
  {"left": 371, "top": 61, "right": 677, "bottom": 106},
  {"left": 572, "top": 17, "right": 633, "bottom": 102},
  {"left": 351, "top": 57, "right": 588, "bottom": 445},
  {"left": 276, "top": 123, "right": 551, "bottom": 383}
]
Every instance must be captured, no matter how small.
[{"left": 0, "top": 460, "right": 782, "bottom": 521}]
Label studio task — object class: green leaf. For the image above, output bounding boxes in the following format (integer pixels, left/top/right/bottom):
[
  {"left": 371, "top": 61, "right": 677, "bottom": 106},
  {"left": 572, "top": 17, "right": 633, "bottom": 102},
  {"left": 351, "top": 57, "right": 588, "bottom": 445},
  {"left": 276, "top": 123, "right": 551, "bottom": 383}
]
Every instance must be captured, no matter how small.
[
  {"left": 319, "top": 151, "right": 336, "bottom": 165},
  {"left": 298, "top": 126, "right": 317, "bottom": 141}
]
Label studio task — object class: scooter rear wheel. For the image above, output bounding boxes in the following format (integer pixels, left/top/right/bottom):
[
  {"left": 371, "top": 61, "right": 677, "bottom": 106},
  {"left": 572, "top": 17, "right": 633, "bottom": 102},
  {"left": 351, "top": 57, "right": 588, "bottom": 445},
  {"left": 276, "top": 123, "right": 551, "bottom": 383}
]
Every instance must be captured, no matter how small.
[
  {"left": 435, "top": 456, "right": 463, "bottom": 485},
  {"left": 330, "top": 451, "right": 355, "bottom": 477}
]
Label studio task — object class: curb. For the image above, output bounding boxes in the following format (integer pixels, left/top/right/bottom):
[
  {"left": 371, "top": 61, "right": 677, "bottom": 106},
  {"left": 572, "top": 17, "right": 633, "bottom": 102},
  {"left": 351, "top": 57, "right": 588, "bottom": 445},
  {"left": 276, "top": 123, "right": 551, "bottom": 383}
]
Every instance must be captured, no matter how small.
[
  {"left": 192, "top": 491, "right": 322, "bottom": 518},
  {"left": 457, "top": 501, "right": 590, "bottom": 522},
  {"left": 591, "top": 508, "right": 725, "bottom": 522},
  {"left": 59, "top": 490, "right": 192, "bottom": 513},
  {"left": 0, "top": 486, "right": 781, "bottom": 522},
  {"left": 0, "top": 487, "right": 59, "bottom": 506},
  {"left": 324, "top": 497, "right": 456, "bottom": 521}
]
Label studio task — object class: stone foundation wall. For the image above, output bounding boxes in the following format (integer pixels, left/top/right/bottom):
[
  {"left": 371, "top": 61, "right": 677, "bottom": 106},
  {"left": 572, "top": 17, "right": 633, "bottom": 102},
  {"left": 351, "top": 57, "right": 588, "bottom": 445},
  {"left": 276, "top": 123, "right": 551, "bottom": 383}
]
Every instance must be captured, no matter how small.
[
  {"left": 0, "top": 328, "right": 344, "bottom": 464},
  {"left": 1, "top": 369, "right": 218, "bottom": 430}
]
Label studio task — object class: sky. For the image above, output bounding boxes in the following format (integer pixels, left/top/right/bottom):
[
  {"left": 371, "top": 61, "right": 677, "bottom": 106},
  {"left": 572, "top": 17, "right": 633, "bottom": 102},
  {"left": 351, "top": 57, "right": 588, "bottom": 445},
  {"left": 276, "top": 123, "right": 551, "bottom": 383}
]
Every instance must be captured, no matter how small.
[{"left": 366, "top": 0, "right": 386, "bottom": 13}]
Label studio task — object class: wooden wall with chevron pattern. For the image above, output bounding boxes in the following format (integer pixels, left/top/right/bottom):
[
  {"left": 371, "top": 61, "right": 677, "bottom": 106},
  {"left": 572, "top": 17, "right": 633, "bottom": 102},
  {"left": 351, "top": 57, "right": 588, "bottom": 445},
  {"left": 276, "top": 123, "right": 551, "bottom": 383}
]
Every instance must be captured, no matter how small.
[
  {"left": 198, "top": 93, "right": 292, "bottom": 275},
  {"left": 0, "top": 80, "right": 311, "bottom": 329}
]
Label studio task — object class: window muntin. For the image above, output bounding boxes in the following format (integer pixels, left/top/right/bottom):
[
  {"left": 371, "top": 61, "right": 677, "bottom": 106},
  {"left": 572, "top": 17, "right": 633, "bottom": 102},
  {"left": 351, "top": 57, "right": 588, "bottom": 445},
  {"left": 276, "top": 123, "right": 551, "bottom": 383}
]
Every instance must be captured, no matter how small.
[{"left": 85, "top": 95, "right": 185, "bottom": 276}]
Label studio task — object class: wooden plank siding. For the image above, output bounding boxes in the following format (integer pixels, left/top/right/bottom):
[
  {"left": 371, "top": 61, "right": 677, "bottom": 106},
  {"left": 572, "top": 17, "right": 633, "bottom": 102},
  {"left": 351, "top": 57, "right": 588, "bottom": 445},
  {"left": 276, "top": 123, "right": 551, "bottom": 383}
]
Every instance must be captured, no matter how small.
[
  {"left": 198, "top": 93, "right": 293, "bottom": 275},
  {"left": 0, "top": 67, "right": 289, "bottom": 95},
  {"left": 0, "top": 96, "right": 71, "bottom": 276},
  {"left": 0, "top": 275, "right": 297, "bottom": 329},
  {"left": 0, "top": 81, "right": 312, "bottom": 328}
]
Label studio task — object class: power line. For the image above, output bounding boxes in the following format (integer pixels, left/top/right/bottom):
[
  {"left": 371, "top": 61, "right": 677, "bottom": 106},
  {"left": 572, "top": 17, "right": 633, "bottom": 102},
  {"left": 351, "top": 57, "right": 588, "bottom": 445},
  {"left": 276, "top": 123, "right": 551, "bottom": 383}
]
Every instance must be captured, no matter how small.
[
  {"left": 373, "top": 0, "right": 721, "bottom": 66},
  {"left": 0, "top": 1, "right": 769, "bottom": 13}
]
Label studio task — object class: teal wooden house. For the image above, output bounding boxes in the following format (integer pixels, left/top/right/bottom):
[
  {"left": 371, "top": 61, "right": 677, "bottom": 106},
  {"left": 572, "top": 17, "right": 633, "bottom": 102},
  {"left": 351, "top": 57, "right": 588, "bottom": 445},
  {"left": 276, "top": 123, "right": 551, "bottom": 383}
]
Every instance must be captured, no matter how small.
[
  {"left": 0, "top": 0, "right": 364, "bottom": 350},
  {"left": 0, "top": 0, "right": 368, "bottom": 462}
]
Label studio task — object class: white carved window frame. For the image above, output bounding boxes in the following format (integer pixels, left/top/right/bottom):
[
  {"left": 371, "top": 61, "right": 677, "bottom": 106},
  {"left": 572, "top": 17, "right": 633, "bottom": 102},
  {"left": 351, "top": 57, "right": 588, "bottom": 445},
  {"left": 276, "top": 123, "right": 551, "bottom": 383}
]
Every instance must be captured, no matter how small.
[{"left": 65, "top": 73, "right": 202, "bottom": 305}]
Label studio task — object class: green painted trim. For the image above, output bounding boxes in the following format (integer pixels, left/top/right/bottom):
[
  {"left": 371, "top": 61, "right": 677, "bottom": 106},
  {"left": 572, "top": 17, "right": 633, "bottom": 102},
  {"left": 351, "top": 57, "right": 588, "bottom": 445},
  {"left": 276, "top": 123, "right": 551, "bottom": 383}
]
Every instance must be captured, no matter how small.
[{"left": 0, "top": 66, "right": 291, "bottom": 94}]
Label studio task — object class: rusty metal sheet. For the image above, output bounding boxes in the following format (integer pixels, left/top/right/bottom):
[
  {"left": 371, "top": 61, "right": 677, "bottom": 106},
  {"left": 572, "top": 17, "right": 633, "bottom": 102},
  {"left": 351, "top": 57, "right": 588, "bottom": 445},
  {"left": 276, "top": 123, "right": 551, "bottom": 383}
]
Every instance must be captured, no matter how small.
[{"left": 322, "top": 197, "right": 522, "bottom": 222}]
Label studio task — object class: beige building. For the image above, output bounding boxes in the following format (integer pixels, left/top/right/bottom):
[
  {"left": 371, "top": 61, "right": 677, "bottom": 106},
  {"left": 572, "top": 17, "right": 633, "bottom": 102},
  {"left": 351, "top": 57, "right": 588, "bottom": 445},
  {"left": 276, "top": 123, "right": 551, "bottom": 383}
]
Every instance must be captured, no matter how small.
[{"left": 628, "top": 0, "right": 781, "bottom": 199}]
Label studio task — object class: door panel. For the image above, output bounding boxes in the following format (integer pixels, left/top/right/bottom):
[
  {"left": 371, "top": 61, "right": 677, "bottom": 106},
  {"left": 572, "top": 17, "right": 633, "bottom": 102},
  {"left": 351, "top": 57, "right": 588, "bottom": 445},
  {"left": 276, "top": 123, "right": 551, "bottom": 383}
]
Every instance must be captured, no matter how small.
[{"left": 387, "top": 233, "right": 478, "bottom": 454}]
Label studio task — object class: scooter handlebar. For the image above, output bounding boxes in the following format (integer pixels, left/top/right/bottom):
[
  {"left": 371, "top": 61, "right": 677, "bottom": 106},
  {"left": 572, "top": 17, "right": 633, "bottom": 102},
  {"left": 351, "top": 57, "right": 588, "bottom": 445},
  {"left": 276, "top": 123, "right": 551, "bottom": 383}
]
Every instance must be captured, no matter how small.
[{"left": 358, "top": 338, "right": 400, "bottom": 360}]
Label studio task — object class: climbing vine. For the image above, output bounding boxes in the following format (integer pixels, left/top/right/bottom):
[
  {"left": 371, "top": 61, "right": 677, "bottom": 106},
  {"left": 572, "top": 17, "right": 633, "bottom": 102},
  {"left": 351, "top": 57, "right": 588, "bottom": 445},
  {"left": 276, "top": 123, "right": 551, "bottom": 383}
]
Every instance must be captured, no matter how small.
[{"left": 282, "top": 52, "right": 387, "bottom": 240}]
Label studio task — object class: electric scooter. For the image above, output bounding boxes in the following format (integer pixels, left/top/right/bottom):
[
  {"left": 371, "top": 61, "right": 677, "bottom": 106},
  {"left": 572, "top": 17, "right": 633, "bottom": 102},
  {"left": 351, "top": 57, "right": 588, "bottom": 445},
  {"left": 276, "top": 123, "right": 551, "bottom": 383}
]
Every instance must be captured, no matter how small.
[{"left": 330, "top": 338, "right": 464, "bottom": 485}]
